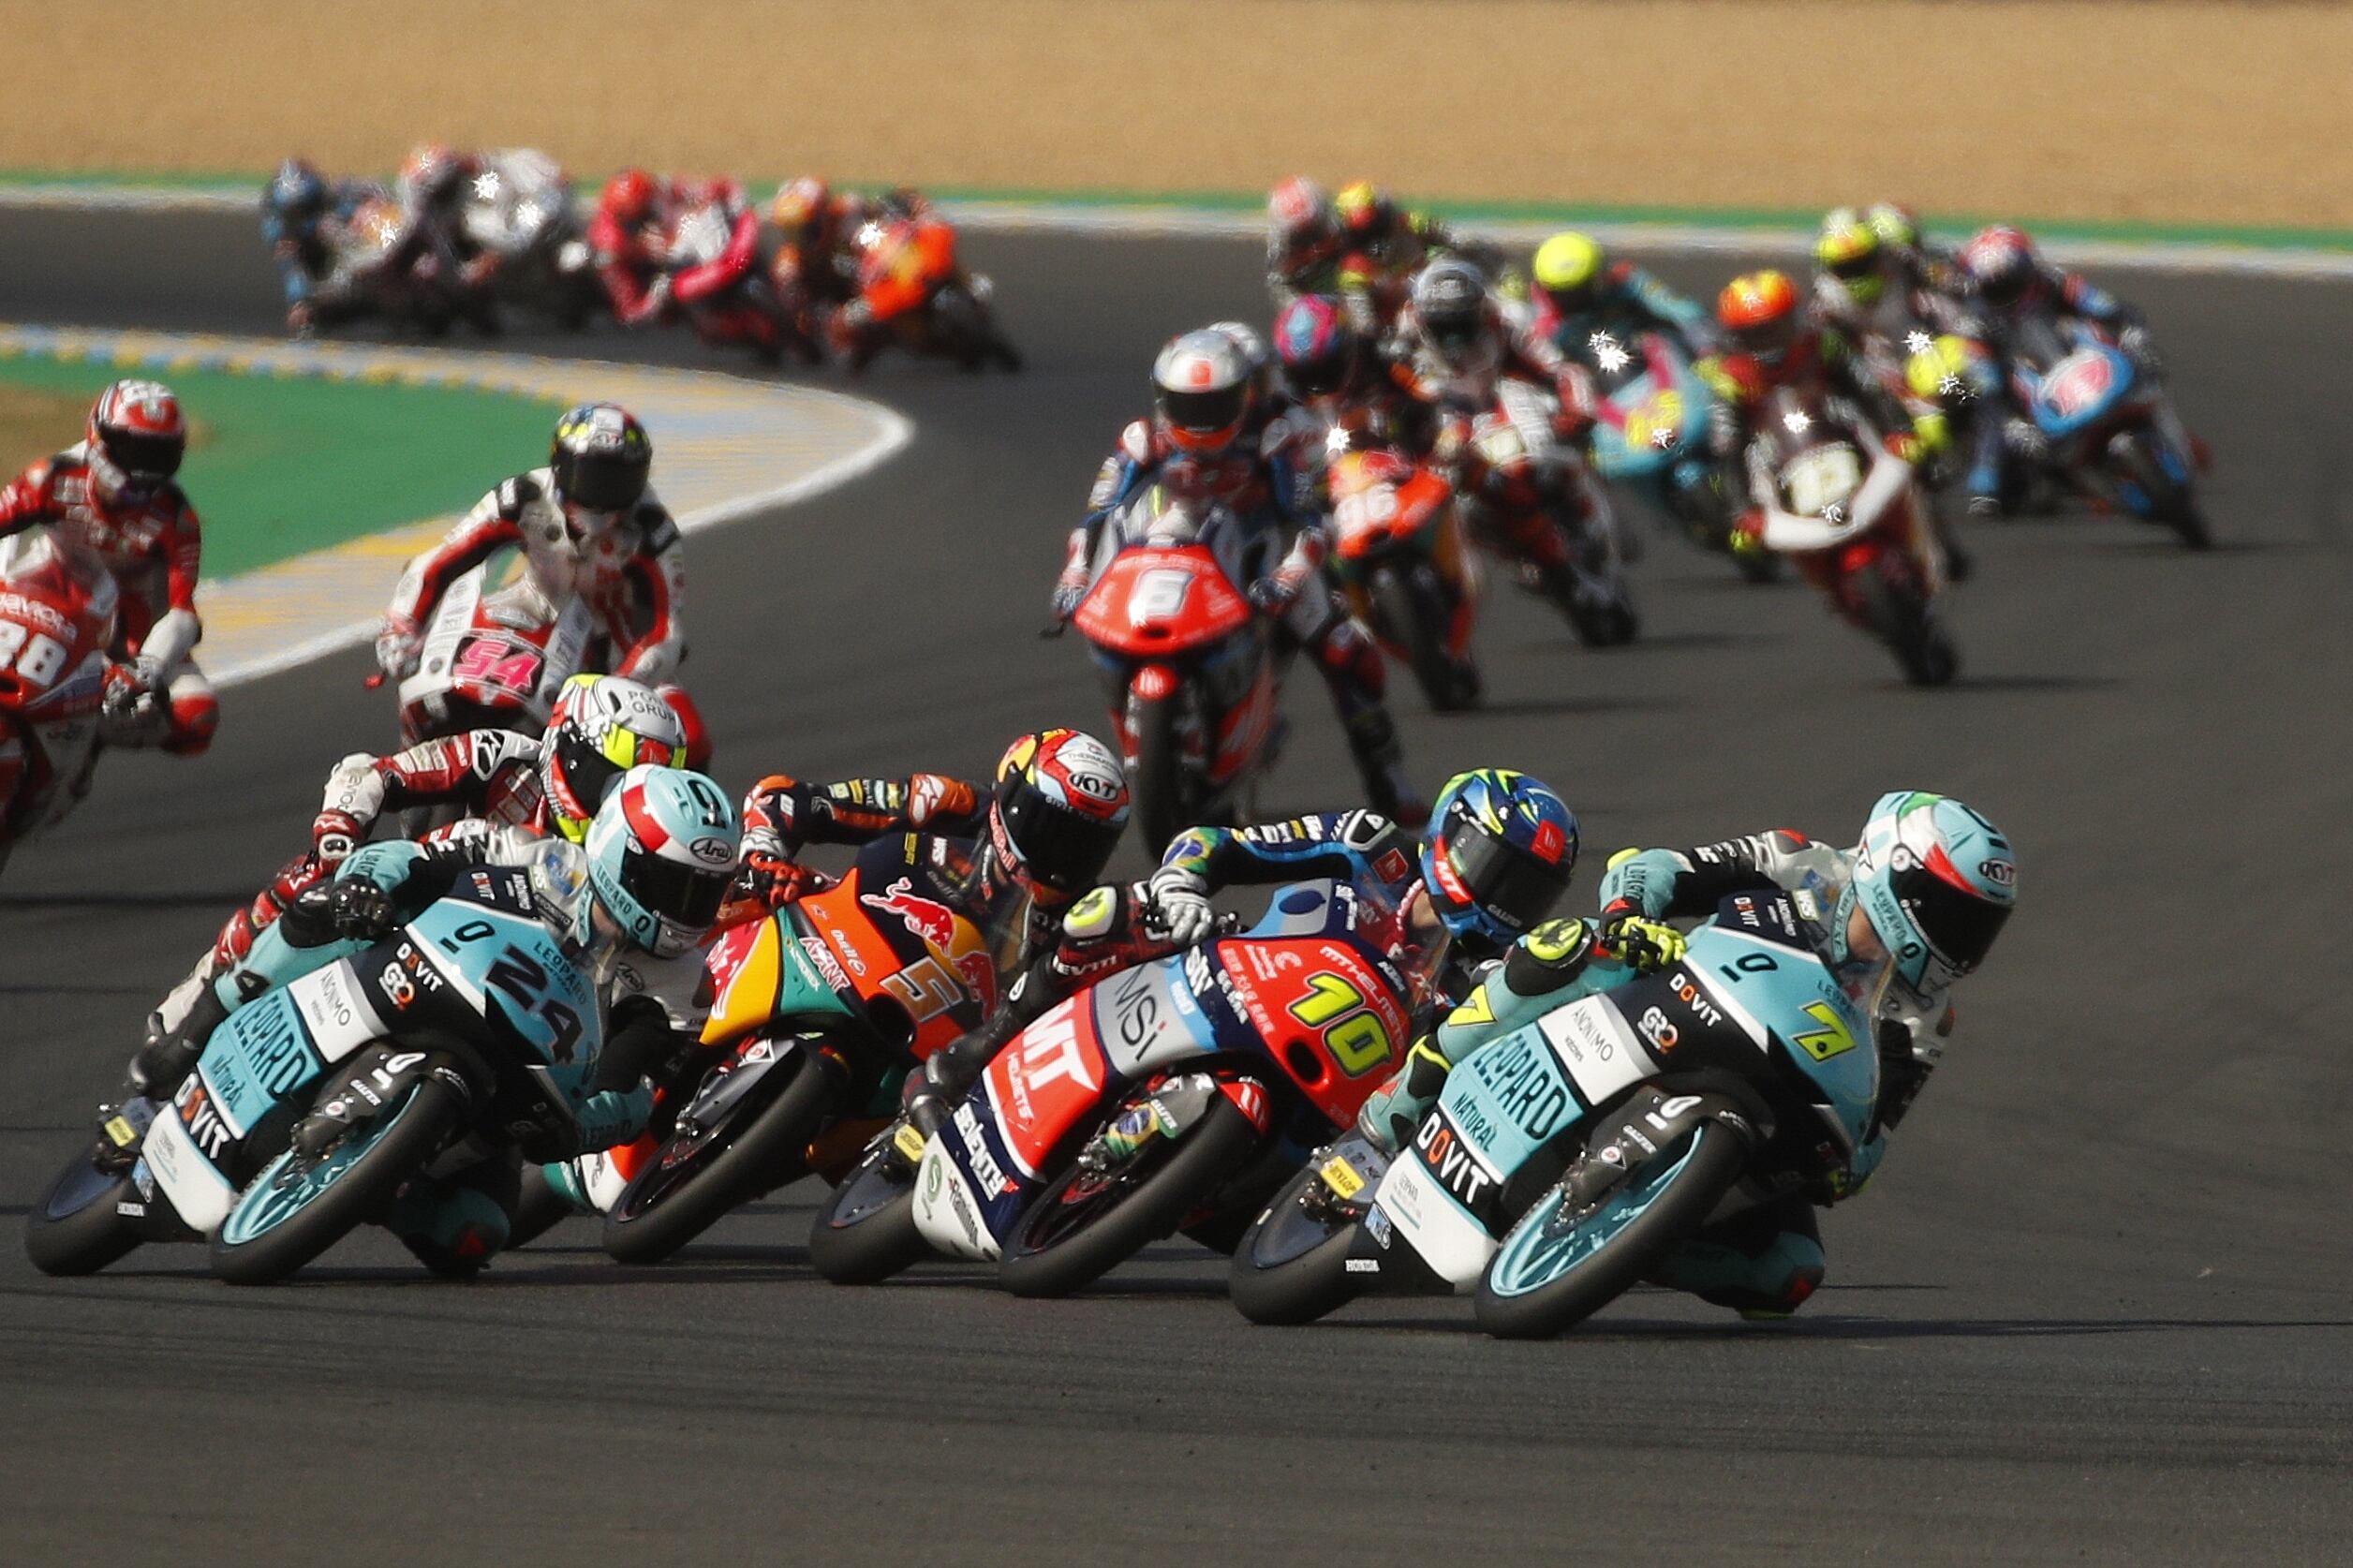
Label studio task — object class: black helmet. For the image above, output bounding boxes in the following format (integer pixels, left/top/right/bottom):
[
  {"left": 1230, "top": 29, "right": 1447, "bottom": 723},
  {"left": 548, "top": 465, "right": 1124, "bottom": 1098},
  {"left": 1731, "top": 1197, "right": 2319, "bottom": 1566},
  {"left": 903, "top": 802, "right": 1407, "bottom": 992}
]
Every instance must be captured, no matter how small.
[{"left": 550, "top": 403, "right": 653, "bottom": 514}]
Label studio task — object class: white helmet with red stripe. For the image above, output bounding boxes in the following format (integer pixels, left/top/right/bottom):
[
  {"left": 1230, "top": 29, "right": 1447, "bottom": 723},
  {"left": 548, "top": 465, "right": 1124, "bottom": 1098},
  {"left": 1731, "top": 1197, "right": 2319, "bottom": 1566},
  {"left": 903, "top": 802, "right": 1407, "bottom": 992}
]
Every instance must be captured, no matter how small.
[
  {"left": 582, "top": 764, "right": 740, "bottom": 957},
  {"left": 86, "top": 378, "right": 185, "bottom": 505}
]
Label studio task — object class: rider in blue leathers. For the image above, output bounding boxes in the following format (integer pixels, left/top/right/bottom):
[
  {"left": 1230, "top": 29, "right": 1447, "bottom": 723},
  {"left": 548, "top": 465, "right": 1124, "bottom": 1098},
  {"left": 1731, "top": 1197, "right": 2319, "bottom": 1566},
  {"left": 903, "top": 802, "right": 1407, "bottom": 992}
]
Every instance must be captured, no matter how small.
[
  {"left": 906, "top": 771, "right": 1579, "bottom": 1136},
  {"left": 103, "top": 766, "right": 739, "bottom": 1275},
  {"left": 260, "top": 157, "right": 381, "bottom": 331},
  {"left": 1348, "top": 791, "right": 2017, "bottom": 1318}
]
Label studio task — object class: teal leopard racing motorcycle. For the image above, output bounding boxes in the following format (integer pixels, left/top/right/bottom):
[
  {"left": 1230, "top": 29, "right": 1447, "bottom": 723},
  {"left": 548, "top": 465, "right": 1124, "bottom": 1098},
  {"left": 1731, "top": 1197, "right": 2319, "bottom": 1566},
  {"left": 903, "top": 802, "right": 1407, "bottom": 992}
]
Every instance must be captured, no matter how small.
[
  {"left": 1228, "top": 889, "right": 1877, "bottom": 1338},
  {"left": 25, "top": 845, "right": 609, "bottom": 1284}
]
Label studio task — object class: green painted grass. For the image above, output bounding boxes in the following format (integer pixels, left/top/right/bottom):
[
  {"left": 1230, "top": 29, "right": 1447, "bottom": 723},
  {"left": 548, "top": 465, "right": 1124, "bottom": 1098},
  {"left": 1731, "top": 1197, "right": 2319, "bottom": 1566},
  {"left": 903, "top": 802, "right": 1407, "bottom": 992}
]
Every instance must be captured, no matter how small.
[{"left": 0, "top": 349, "right": 561, "bottom": 578}]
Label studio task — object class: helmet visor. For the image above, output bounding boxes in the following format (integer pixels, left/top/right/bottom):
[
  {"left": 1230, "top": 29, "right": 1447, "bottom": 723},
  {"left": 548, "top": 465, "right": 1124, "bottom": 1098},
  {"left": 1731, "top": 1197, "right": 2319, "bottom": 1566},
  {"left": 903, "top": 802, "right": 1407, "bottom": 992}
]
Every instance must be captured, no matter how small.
[
  {"left": 1977, "top": 262, "right": 2030, "bottom": 307},
  {"left": 1828, "top": 250, "right": 1880, "bottom": 283},
  {"left": 1158, "top": 383, "right": 1246, "bottom": 439},
  {"left": 1733, "top": 314, "right": 1800, "bottom": 361},
  {"left": 555, "top": 725, "right": 676, "bottom": 822},
  {"left": 621, "top": 844, "right": 731, "bottom": 932},
  {"left": 1289, "top": 345, "right": 1354, "bottom": 399},
  {"left": 1444, "top": 819, "right": 1574, "bottom": 935},
  {"left": 997, "top": 783, "right": 1124, "bottom": 895},
  {"left": 560, "top": 450, "right": 649, "bottom": 513},
  {"left": 102, "top": 428, "right": 184, "bottom": 481},
  {"left": 1891, "top": 861, "right": 2011, "bottom": 972}
]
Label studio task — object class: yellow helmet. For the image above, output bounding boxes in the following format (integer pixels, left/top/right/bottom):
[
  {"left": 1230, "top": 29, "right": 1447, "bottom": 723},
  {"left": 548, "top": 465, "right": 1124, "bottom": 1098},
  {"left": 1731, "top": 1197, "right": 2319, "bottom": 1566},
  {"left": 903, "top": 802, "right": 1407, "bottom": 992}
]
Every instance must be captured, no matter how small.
[
  {"left": 1814, "top": 216, "right": 1885, "bottom": 303},
  {"left": 1532, "top": 231, "right": 1605, "bottom": 298},
  {"left": 1904, "top": 333, "right": 1978, "bottom": 404}
]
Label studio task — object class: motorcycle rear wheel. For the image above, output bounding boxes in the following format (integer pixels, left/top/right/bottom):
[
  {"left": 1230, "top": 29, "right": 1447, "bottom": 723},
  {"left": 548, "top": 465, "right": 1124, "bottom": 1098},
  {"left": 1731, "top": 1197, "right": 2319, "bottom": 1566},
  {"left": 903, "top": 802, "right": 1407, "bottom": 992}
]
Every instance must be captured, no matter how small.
[
  {"left": 1128, "top": 689, "right": 1190, "bottom": 856},
  {"left": 2119, "top": 433, "right": 2212, "bottom": 551},
  {"left": 600, "top": 1051, "right": 834, "bottom": 1265},
  {"left": 1473, "top": 1121, "right": 1745, "bottom": 1339},
  {"left": 807, "top": 1134, "right": 927, "bottom": 1285},
  {"left": 1852, "top": 560, "right": 1957, "bottom": 687},
  {"left": 23, "top": 1156, "right": 145, "bottom": 1277},
  {"left": 1227, "top": 1163, "right": 1369, "bottom": 1326},
  {"left": 998, "top": 1098, "right": 1259, "bottom": 1298}
]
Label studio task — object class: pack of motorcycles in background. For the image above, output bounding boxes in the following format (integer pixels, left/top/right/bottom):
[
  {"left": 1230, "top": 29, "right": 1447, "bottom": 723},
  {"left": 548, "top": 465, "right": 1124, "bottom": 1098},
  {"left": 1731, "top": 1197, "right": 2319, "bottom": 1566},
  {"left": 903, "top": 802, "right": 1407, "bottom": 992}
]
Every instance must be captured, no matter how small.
[{"left": 260, "top": 147, "right": 1019, "bottom": 373}]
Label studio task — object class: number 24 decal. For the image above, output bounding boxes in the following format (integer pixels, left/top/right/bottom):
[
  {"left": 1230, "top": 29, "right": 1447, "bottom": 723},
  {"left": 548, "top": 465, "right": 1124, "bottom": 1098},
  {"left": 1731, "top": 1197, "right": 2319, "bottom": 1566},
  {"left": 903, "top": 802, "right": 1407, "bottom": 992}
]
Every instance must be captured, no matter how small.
[{"left": 1285, "top": 971, "right": 1393, "bottom": 1077}]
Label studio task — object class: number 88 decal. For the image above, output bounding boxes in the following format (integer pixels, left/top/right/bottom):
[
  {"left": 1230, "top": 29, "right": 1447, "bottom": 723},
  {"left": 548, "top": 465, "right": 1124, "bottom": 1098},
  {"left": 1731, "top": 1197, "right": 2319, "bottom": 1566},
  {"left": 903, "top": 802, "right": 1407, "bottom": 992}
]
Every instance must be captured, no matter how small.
[
  {"left": 0, "top": 620, "right": 70, "bottom": 686},
  {"left": 1284, "top": 971, "right": 1393, "bottom": 1077}
]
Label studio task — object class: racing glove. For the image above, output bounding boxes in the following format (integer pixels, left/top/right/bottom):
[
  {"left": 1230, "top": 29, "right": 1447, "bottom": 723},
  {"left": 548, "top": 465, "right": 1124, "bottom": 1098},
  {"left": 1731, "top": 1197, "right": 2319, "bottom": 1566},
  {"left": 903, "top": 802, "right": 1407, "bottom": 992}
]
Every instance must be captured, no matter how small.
[
  {"left": 324, "top": 875, "right": 398, "bottom": 940},
  {"left": 1246, "top": 559, "right": 1312, "bottom": 615},
  {"left": 1143, "top": 866, "right": 1216, "bottom": 948},
  {"left": 375, "top": 620, "right": 422, "bottom": 679},
  {"left": 1050, "top": 561, "right": 1091, "bottom": 623},
  {"left": 1598, "top": 913, "right": 1687, "bottom": 973},
  {"left": 2118, "top": 323, "right": 2163, "bottom": 376}
]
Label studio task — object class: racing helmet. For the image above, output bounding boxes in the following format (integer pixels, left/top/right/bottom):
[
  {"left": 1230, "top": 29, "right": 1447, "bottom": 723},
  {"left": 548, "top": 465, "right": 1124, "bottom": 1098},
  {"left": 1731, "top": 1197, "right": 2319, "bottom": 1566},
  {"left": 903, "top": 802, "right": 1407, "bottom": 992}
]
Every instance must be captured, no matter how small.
[
  {"left": 1273, "top": 294, "right": 1360, "bottom": 401},
  {"left": 771, "top": 175, "right": 831, "bottom": 236},
  {"left": 399, "top": 143, "right": 467, "bottom": 206},
  {"left": 1532, "top": 231, "right": 1606, "bottom": 312},
  {"left": 540, "top": 674, "right": 688, "bottom": 842},
  {"left": 987, "top": 729, "right": 1131, "bottom": 899},
  {"left": 600, "top": 169, "right": 661, "bottom": 232},
  {"left": 550, "top": 402, "right": 654, "bottom": 518},
  {"left": 1410, "top": 259, "right": 1490, "bottom": 368},
  {"left": 86, "top": 379, "right": 186, "bottom": 505},
  {"left": 582, "top": 764, "right": 741, "bottom": 959},
  {"left": 1208, "top": 319, "right": 1276, "bottom": 404},
  {"left": 268, "top": 157, "right": 329, "bottom": 220},
  {"left": 1334, "top": 180, "right": 1384, "bottom": 241},
  {"left": 1717, "top": 270, "right": 1804, "bottom": 367},
  {"left": 1842, "top": 791, "right": 2016, "bottom": 998},
  {"left": 1152, "top": 329, "right": 1255, "bottom": 455},
  {"left": 1960, "top": 225, "right": 2038, "bottom": 308},
  {"left": 1865, "top": 201, "right": 1923, "bottom": 252},
  {"left": 1267, "top": 176, "right": 1341, "bottom": 285},
  {"left": 1421, "top": 769, "right": 1578, "bottom": 954},
  {"left": 1815, "top": 214, "right": 1887, "bottom": 304}
]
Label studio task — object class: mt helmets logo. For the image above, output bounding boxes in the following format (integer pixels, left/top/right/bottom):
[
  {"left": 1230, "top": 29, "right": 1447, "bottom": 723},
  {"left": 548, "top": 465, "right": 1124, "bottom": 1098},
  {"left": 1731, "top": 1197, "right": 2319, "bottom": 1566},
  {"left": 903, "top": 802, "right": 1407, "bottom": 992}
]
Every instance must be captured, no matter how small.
[{"left": 687, "top": 836, "right": 734, "bottom": 868}]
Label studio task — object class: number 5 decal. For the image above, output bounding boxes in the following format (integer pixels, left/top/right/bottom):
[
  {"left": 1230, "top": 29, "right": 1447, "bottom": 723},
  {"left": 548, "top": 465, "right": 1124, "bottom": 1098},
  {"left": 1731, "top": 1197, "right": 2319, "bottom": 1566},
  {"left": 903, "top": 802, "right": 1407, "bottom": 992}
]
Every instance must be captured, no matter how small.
[
  {"left": 1285, "top": 971, "right": 1393, "bottom": 1077},
  {"left": 881, "top": 955, "right": 965, "bottom": 1025}
]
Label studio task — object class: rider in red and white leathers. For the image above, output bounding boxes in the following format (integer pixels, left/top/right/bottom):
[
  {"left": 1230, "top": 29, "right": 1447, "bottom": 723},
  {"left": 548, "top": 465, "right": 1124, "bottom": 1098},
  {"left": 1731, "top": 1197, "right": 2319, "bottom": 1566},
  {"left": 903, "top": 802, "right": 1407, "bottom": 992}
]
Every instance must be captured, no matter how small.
[
  {"left": 591, "top": 170, "right": 781, "bottom": 356},
  {"left": 0, "top": 379, "right": 217, "bottom": 755},
  {"left": 374, "top": 403, "right": 690, "bottom": 713}
]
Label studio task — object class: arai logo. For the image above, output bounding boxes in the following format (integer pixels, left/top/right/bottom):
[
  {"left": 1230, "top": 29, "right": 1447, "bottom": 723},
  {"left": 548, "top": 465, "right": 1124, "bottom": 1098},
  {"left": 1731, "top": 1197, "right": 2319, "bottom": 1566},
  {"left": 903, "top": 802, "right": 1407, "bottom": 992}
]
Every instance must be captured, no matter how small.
[{"left": 687, "top": 836, "right": 733, "bottom": 867}]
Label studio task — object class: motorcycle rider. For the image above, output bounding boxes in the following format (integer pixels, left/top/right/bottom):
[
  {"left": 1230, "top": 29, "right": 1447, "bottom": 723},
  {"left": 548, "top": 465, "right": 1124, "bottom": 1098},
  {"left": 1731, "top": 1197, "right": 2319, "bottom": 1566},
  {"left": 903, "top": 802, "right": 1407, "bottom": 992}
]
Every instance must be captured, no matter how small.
[
  {"left": 98, "top": 765, "right": 742, "bottom": 1275},
  {"left": 1386, "top": 259, "right": 1619, "bottom": 614},
  {"left": 906, "top": 768, "right": 1580, "bottom": 1136},
  {"left": 768, "top": 175, "right": 873, "bottom": 360},
  {"left": 1348, "top": 790, "right": 2016, "bottom": 1318},
  {"left": 134, "top": 672, "right": 691, "bottom": 1078},
  {"left": 261, "top": 157, "right": 382, "bottom": 332},
  {"left": 1051, "top": 329, "right": 1424, "bottom": 826},
  {"left": 1699, "top": 270, "right": 1942, "bottom": 563},
  {"left": 300, "top": 144, "right": 498, "bottom": 335},
  {"left": 1955, "top": 224, "right": 2207, "bottom": 514},
  {"left": 0, "top": 379, "right": 217, "bottom": 755},
  {"left": 372, "top": 401, "right": 705, "bottom": 753},
  {"left": 591, "top": 169, "right": 782, "bottom": 357},
  {"left": 1530, "top": 231, "right": 1719, "bottom": 365}
]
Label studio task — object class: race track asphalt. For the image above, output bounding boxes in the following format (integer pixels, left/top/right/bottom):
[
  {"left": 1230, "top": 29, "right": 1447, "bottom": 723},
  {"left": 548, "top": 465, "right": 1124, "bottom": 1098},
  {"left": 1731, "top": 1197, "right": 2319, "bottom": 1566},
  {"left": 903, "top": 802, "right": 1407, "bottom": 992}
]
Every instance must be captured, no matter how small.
[{"left": 3, "top": 210, "right": 2349, "bottom": 1567}]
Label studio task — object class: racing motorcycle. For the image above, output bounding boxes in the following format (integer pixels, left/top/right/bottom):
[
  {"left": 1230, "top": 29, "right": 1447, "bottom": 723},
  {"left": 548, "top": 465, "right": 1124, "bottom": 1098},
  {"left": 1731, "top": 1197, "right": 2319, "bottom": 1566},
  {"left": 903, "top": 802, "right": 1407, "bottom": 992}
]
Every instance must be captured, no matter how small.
[
  {"left": 1460, "top": 380, "right": 1638, "bottom": 647},
  {"left": 0, "top": 528, "right": 120, "bottom": 880},
  {"left": 1583, "top": 330, "right": 1769, "bottom": 583},
  {"left": 1229, "top": 887, "right": 1875, "bottom": 1338},
  {"left": 596, "top": 833, "right": 1018, "bottom": 1263},
  {"left": 1064, "top": 490, "right": 1286, "bottom": 855},
  {"left": 663, "top": 190, "right": 794, "bottom": 363},
  {"left": 807, "top": 869, "right": 1427, "bottom": 1296},
  {"left": 456, "top": 148, "right": 605, "bottom": 329},
  {"left": 375, "top": 546, "right": 594, "bottom": 831},
  {"left": 318, "top": 193, "right": 498, "bottom": 337},
  {"left": 2008, "top": 319, "right": 2210, "bottom": 549},
  {"left": 847, "top": 214, "right": 1021, "bottom": 372},
  {"left": 25, "top": 852, "right": 607, "bottom": 1284},
  {"left": 1740, "top": 386, "right": 1957, "bottom": 686},
  {"left": 1325, "top": 443, "right": 1483, "bottom": 711}
]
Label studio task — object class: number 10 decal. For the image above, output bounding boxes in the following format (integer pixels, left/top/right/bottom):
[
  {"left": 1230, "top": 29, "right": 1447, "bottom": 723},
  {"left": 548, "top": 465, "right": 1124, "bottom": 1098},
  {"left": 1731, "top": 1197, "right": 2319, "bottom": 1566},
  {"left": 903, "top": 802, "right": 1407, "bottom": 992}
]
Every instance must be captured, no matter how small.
[{"left": 1285, "top": 971, "right": 1392, "bottom": 1077}]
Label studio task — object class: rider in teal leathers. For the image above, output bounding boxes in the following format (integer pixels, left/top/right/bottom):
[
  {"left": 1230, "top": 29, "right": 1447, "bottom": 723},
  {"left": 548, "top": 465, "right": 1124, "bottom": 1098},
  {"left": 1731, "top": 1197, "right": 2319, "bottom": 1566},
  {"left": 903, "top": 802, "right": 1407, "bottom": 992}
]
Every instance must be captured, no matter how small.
[
  {"left": 106, "top": 765, "right": 740, "bottom": 1275},
  {"left": 1351, "top": 791, "right": 2017, "bottom": 1318}
]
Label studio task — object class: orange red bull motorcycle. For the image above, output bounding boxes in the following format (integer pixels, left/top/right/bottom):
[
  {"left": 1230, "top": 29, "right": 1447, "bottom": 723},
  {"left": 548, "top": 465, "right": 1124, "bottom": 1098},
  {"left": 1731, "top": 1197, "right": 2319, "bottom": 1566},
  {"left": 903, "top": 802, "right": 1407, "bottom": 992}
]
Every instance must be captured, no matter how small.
[
  {"left": 805, "top": 867, "right": 1433, "bottom": 1297},
  {"left": 596, "top": 833, "right": 1024, "bottom": 1263}
]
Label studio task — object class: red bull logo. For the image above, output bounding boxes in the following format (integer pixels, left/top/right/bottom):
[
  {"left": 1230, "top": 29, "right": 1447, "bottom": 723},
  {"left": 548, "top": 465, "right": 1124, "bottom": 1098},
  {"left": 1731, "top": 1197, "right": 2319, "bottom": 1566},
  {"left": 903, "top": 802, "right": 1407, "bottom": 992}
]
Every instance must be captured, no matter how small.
[{"left": 862, "top": 877, "right": 997, "bottom": 1008}]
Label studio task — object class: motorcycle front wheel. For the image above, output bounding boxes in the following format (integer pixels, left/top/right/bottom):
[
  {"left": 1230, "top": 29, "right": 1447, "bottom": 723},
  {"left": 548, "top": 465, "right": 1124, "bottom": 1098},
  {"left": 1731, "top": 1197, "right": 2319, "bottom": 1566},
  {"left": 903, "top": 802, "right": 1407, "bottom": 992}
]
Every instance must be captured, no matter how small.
[
  {"left": 807, "top": 1130, "right": 928, "bottom": 1285},
  {"left": 23, "top": 1155, "right": 146, "bottom": 1277},
  {"left": 1227, "top": 1161, "right": 1370, "bottom": 1326},
  {"left": 1370, "top": 564, "right": 1476, "bottom": 712},
  {"left": 1851, "top": 559, "right": 1957, "bottom": 687}
]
